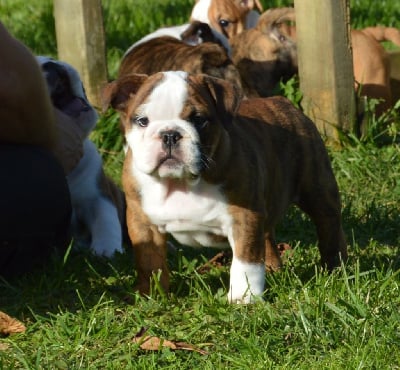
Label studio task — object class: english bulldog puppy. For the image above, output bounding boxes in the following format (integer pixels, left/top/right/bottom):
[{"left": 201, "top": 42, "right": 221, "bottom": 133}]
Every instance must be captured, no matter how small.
[
  {"left": 361, "top": 26, "right": 400, "bottom": 47},
  {"left": 256, "top": 7, "right": 297, "bottom": 39},
  {"left": 190, "top": 0, "right": 263, "bottom": 39},
  {"left": 37, "top": 56, "right": 126, "bottom": 257},
  {"left": 256, "top": 7, "right": 399, "bottom": 120},
  {"left": 102, "top": 71, "right": 347, "bottom": 303},
  {"left": 230, "top": 9, "right": 297, "bottom": 97},
  {"left": 351, "top": 27, "right": 395, "bottom": 120},
  {"left": 230, "top": 7, "right": 297, "bottom": 97},
  {"left": 119, "top": 36, "right": 242, "bottom": 92}
]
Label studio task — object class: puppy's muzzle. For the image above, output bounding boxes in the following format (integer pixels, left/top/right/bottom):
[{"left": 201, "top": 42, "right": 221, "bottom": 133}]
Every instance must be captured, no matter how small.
[{"left": 160, "top": 130, "right": 182, "bottom": 154}]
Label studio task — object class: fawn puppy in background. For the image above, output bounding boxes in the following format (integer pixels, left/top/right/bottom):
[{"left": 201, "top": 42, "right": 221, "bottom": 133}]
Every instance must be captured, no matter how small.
[
  {"left": 230, "top": 7, "right": 297, "bottom": 97},
  {"left": 256, "top": 7, "right": 400, "bottom": 118}
]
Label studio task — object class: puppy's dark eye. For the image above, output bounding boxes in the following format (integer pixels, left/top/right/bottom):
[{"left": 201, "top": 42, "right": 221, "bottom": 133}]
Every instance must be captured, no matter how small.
[
  {"left": 190, "top": 113, "right": 209, "bottom": 130},
  {"left": 132, "top": 115, "right": 149, "bottom": 127},
  {"left": 219, "top": 19, "right": 230, "bottom": 28}
]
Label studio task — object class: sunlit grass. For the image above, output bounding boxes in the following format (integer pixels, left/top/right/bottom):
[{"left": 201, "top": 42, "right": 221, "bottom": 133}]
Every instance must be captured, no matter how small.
[{"left": 1, "top": 1, "right": 400, "bottom": 368}]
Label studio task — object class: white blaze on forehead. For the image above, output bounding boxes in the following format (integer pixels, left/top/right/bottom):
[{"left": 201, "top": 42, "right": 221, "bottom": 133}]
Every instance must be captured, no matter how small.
[
  {"left": 125, "top": 70, "right": 200, "bottom": 177},
  {"left": 191, "top": 0, "right": 212, "bottom": 24},
  {"left": 141, "top": 71, "right": 189, "bottom": 121}
]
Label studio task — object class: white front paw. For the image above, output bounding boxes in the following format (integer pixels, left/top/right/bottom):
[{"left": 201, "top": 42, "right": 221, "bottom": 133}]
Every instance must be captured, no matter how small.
[{"left": 227, "top": 257, "right": 265, "bottom": 304}]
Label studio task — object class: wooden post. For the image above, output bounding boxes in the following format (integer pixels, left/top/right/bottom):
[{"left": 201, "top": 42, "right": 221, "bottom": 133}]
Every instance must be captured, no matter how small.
[
  {"left": 53, "top": 0, "right": 108, "bottom": 109},
  {"left": 389, "top": 50, "right": 400, "bottom": 104},
  {"left": 294, "top": 0, "right": 356, "bottom": 142},
  {"left": 389, "top": 51, "right": 400, "bottom": 80}
]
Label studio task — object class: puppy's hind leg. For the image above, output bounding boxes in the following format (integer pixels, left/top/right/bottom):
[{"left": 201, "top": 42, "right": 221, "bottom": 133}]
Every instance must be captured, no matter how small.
[
  {"left": 264, "top": 231, "right": 282, "bottom": 272},
  {"left": 297, "top": 186, "right": 347, "bottom": 271}
]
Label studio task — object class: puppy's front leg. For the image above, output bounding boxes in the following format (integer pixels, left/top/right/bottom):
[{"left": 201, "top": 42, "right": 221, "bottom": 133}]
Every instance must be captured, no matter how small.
[
  {"left": 227, "top": 209, "right": 266, "bottom": 303},
  {"left": 126, "top": 203, "right": 169, "bottom": 296},
  {"left": 229, "top": 257, "right": 266, "bottom": 303}
]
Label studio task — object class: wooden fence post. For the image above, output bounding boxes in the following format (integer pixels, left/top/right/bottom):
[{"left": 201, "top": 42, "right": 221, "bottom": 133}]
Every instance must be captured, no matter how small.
[
  {"left": 294, "top": 0, "right": 356, "bottom": 143},
  {"left": 53, "top": 0, "right": 108, "bottom": 109},
  {"left": 389, "top": 51, "right": 400, "bottom": 104}
]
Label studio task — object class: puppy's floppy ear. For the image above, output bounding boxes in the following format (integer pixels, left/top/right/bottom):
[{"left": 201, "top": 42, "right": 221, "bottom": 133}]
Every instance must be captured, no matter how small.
[
  {"left": 101, "top": 74, "right": 148, "bottom": 113},
  {"left": 200, "top": 74, "right": 243, "bottom": 124},
  {"left": 254, "top": 0, "right": 264, "bottom": 12}
]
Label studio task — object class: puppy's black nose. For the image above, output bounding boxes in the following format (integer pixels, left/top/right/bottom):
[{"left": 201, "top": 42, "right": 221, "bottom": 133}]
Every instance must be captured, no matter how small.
[{"left": 160, "top": 130, "right": 182, "bottom": 149}]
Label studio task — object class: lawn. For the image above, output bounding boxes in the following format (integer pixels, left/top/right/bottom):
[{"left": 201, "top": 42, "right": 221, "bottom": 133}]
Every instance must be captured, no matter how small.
[{"left": 1, "top": 0, "right": 400, "bottom": 368}]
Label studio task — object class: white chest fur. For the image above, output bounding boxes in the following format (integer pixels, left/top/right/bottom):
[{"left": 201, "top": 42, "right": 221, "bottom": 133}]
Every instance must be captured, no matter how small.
[
  {"left": 135, "top": 168, "right": 265, "bottom": 303},
  {"left": 137, "top": 172, "right": 232, "bottom": 248}
]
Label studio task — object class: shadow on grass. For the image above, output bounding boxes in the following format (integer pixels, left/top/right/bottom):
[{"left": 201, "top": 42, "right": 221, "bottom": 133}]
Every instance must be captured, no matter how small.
[
  {"left": 342, "top": 201, "right": 399, "bottom": 248},
  {"left": 277, "top": 202, "right": 400, "bottom": 272},
  {"left": 1, "top": 201, "right": 399, "bottom": 319},
  {"left": 0, "top": 247, "right": 136, "bottom": 318}
]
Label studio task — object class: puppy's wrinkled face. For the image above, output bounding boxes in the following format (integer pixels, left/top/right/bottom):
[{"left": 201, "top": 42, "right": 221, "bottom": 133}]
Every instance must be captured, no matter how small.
[
  {"left": 102, "top": 71, "right": 242, "bottom": 184},
  {"left": 36, "top": 56, "right": 98, "bottom": 137},
  {"left": 124, "top": 71, "right": 224, "bottom": 183},
  {"left": 191, "top": 0, "right": 245, "bottom": 39}
]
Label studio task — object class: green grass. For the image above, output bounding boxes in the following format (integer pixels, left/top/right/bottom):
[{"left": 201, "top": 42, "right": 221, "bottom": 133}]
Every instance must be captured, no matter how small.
[{"left": 1, "top": 0, "right": 400, "bottom": 368}]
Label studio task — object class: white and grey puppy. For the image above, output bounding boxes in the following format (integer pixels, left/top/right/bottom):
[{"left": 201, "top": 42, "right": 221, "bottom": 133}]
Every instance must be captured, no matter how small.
[{"left": 36, "top": 56, "right": 125, "bottom": 257}]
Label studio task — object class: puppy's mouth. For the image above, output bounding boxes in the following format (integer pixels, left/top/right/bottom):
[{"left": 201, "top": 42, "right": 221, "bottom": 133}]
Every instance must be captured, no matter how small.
[
  {"left": 156, "top": 153, "right": 183, "bottom": 174},
  {"left": 158, "top": 154, "right": 181, "bottom": 168},
  {"left": 155, "top": 154, "right": 200, "bottom": 184}
]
